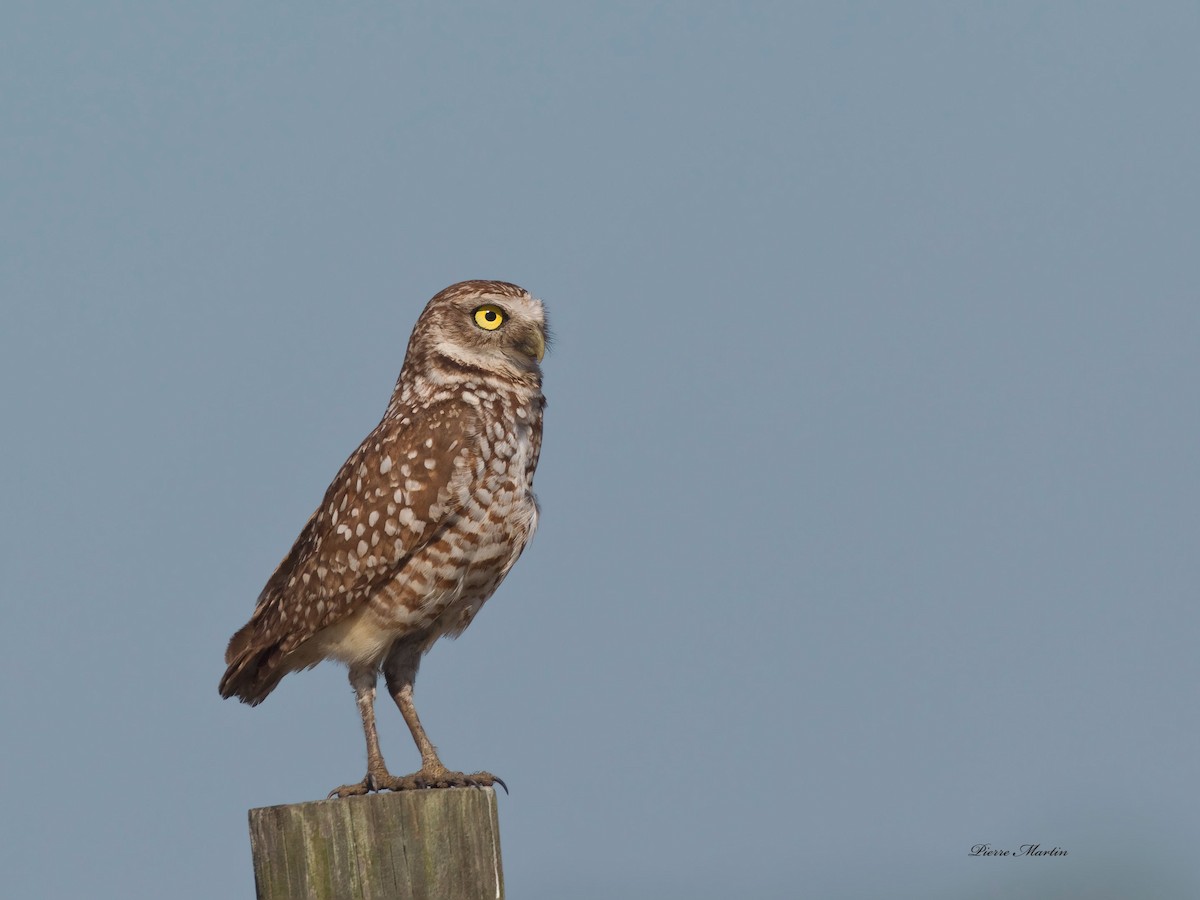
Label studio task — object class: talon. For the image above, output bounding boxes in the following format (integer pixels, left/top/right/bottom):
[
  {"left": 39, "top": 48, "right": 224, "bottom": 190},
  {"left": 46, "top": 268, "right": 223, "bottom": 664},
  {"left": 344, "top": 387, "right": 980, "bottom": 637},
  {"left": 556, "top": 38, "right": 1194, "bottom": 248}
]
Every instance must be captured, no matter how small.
[
  {"left": 328, "top": 775, "right": 375, "bottom": 798},
  {"left": 465, "top": 771, "right": 506, "bottom": 793}
]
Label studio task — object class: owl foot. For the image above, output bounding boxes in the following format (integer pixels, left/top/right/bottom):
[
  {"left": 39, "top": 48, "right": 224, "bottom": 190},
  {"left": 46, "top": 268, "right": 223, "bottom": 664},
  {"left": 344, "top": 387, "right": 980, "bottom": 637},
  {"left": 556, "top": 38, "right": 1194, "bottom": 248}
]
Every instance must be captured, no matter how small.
[
  {"left": 379, "top": 768, "right": 508, "bottom": 794},
  {"left": 327, "top": 764, "right": 400, "bottom": 798},
  {"left": 326, "top": 777, "right": 374, "bottom": 799},
  {"left": 327, "top": 768, "right": 507, "bottom": 798}
]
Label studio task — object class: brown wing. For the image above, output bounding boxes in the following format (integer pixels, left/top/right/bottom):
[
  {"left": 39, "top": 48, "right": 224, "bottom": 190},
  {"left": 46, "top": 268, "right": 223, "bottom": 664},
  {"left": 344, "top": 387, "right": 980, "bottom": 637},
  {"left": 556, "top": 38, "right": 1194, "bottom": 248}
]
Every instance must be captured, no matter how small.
[{"left": 220, "top": 401, "right": 474, "bottom": 704}]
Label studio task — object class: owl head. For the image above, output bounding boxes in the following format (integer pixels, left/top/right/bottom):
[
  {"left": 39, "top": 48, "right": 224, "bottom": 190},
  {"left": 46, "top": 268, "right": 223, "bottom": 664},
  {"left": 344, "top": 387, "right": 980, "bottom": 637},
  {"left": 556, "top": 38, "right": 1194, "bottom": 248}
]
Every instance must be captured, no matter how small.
[{"left": 404, "top": 280, "right": 547, "bottom": 385}]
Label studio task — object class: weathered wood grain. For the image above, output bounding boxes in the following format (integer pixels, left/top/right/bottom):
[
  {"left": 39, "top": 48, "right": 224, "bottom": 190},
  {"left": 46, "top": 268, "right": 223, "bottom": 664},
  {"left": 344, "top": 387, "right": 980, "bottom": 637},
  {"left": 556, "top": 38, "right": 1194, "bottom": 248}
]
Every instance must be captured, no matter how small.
[{"left": 247, "top": 788, "right": 503, "bottom": 900}]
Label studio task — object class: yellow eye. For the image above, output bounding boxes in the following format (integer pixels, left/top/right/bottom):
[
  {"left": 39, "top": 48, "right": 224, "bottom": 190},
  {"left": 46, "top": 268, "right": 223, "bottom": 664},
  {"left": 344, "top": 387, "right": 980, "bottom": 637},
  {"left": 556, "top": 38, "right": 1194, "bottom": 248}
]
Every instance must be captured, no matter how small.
[{"left": 473, "top": 305, "right": 506, "bottom": 331}]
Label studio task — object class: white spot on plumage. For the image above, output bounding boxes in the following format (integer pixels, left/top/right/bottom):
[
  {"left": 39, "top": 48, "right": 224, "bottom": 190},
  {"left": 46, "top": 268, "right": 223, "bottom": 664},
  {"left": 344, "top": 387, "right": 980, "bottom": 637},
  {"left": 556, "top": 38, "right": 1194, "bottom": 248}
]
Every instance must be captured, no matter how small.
[{"left": 380, "top": 456, "right": 392, "bottom": 475}]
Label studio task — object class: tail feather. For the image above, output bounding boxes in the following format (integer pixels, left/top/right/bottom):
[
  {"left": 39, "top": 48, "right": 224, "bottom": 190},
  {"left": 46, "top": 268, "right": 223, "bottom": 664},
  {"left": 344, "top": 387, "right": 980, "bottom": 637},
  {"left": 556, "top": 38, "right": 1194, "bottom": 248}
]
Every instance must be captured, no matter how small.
[{"left": 219, "top": 619, "right": 287, "bottom": 706}]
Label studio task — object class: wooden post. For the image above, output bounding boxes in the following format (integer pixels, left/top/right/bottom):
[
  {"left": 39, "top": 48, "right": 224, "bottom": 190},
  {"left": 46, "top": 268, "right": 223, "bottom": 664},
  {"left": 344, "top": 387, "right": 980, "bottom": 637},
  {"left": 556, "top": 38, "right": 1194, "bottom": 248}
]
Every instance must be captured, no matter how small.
[{"left": 247, "top": 788, "right": 504, "bottom": 900}]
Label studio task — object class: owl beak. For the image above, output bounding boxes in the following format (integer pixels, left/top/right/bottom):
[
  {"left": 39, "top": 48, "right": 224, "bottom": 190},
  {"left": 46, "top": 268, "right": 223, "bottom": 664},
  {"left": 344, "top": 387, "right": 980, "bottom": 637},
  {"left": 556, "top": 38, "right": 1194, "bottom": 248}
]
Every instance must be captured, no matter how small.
[{"left": 517, "top": 329, "right": 546, "bottom": 363}]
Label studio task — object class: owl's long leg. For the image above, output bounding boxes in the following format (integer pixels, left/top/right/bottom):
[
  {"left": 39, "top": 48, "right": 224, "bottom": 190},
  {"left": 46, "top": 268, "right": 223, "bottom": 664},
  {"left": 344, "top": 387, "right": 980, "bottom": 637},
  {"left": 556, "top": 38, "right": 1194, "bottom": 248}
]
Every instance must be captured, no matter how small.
[
  {"left": 327, "top": 665, "right": 397, "bottom": 798},
  {"left": 373, "top": 639, "right": 506, "bottom": 792}
]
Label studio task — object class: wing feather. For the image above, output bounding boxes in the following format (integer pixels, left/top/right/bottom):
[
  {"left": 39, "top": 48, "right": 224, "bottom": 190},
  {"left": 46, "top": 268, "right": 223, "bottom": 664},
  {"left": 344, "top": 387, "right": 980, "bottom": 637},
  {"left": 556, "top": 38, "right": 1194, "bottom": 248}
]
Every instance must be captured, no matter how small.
[{"left": 220, "top": 402, "right": 473, "bottom": 703}]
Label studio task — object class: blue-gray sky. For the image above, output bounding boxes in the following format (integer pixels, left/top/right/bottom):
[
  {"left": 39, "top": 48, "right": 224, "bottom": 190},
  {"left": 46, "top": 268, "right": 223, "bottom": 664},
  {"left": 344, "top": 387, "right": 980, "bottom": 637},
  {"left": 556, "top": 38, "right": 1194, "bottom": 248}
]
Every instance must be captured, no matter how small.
[{"left": 3, "top": 3, "right": 1198, "bottom": 898}]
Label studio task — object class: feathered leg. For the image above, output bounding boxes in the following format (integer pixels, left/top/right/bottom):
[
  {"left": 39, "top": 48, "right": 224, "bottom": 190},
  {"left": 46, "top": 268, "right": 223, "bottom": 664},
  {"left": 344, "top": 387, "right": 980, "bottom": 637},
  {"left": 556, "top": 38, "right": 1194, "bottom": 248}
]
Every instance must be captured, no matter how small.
[
  {"left": 379, "top": 639, "right": 506, "bottom": 791},
  {"left": 328, "top": 665, "right": 396, "bottom": 798}
]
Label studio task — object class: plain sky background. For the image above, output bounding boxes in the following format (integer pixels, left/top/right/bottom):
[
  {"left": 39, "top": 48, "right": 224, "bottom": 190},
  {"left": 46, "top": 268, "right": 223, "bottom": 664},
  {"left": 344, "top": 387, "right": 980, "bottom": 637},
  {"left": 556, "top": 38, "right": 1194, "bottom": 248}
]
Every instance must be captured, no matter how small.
[{"left": 2, "top": 3, "right": 1197, "bottom": 898}]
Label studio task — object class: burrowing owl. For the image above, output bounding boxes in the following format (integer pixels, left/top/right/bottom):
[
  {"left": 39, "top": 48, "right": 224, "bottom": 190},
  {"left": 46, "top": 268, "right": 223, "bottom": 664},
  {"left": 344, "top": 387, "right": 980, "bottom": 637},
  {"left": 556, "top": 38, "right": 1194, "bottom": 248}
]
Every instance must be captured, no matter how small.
[{"left": 220, "top": 280, "right": 546, "bottom": 796}]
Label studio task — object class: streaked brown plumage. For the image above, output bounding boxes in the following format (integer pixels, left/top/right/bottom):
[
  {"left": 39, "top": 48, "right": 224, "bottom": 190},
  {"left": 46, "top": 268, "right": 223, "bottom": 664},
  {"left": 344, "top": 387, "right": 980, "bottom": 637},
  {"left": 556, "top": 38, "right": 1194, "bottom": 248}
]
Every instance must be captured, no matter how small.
[{"left": 220, "top": 280, "right": 547, "bottom": 795}]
